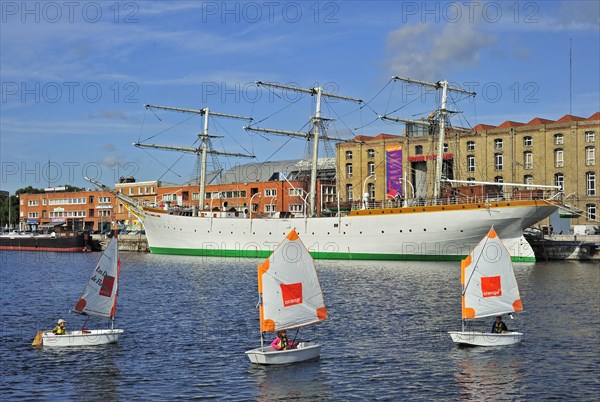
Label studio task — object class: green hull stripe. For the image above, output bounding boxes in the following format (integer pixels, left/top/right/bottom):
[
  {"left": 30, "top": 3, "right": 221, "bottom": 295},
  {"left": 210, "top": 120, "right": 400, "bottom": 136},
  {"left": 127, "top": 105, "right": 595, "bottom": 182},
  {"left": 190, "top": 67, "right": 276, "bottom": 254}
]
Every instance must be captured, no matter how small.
[{"left": 149, "top": 247, "right": 535, "bottom": 263}]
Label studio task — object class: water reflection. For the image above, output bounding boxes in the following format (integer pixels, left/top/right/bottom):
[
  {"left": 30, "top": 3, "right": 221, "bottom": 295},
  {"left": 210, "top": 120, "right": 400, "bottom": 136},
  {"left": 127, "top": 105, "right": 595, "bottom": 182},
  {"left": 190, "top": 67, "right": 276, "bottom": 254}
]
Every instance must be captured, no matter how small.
[
  {"left": 454, "top": 349, "right": 523, "bottom": 400},
  {"left": 250, "top": 360, "right": 332, "bottom": 401}
]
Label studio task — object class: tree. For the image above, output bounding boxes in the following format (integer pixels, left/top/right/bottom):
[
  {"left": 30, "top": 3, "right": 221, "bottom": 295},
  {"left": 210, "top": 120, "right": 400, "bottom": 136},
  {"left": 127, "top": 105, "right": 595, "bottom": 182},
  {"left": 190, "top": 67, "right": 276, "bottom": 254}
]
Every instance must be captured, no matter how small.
[{"left": 0, "top": 194, "right": 19, "bottom": 230}]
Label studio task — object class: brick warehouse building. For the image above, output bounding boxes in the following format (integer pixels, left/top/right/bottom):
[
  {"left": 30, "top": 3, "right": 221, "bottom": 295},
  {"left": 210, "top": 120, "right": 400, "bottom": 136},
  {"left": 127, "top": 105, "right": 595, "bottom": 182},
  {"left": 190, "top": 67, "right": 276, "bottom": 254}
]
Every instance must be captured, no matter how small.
[{"left": 337, "top": 112, "right": 598, "bottom": 227}]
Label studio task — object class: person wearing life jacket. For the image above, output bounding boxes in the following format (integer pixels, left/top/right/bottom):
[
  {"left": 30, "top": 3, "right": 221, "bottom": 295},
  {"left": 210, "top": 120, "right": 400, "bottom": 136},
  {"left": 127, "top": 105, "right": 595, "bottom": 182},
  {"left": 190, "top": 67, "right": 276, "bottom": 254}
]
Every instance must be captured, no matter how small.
[
  {"left": 270, "top": 330, "right": 297, "bottom": 351},
  {"left": 52, "top": 319, "right": 66, "bottom": 335},
  {"left": 491, "top": 316, "right": 508, "bottom": 333}
]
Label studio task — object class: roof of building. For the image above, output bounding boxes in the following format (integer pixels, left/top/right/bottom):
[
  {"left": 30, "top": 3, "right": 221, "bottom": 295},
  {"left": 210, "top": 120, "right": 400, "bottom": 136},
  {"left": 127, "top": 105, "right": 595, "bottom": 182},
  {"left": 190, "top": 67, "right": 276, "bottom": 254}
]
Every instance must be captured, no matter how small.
[
  {"left": 353, "top": 133, "right": 402, "bottom": 142},
  {"left": 497, "top": 120, "right": 526, "bottom": 128},
  {"left": 473, "top": 123, "right": 496, "bottom": 131},
  {"left": 556, "top": 114, "right": 586, "bottom": 123},
  {"left": 588, "top": 112, "right": 600, "bottom": 120},
  {"left": 525, "top": 117, "right": 554, "bottom": 126}
]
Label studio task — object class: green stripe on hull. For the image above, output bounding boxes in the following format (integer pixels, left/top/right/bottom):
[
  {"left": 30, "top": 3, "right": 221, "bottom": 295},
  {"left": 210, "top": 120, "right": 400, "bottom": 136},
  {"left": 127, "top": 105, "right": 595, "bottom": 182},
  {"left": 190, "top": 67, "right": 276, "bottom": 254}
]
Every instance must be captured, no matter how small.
[{"left": 149, "top": 247, "right": 536, "bottom": 262}]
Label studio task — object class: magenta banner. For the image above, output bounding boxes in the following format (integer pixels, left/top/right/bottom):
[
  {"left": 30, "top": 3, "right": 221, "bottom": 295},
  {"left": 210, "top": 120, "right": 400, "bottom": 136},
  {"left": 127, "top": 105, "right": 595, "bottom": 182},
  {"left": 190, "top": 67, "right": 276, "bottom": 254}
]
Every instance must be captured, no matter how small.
[{"left": 386, "top": 145, "right": 403, "bottom": 198}]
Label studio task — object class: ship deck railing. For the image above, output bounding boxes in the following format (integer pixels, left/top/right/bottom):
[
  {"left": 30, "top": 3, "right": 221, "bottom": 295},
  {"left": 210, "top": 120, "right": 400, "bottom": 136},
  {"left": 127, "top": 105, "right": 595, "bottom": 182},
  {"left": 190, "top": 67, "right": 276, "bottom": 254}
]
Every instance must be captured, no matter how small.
[{"left": 353, "top": 189, "right": 560, "bottom": 211}]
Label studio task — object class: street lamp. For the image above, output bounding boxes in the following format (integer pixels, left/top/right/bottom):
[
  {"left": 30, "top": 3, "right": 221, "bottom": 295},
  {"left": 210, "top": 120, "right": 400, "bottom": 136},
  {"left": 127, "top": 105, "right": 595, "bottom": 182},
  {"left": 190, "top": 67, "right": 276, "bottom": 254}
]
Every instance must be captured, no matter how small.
[
  {"left": 300, "top": 190, "right": 311, "bottom": 217},
  {"left": 362, "top": 174, "right": 375, "bottom": 210},
  {"left": 209, "top": 192, "right": 221, "bottom": 231},
  {"left": 249, "top": 192, "right": 261, "bottom": 232},
  {"left": 269, "top": 195, "right": 277, "bottom": 218},
  {"left": 399, "top": 177, "right": 415, "bottom": 207}
]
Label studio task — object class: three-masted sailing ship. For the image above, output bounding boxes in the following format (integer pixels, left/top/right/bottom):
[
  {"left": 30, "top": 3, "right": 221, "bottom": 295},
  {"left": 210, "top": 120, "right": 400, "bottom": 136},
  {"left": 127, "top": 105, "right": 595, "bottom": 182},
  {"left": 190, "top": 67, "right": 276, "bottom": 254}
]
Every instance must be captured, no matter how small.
[{"left": 89, "top": 78, "right": 560, "bottom": 262}]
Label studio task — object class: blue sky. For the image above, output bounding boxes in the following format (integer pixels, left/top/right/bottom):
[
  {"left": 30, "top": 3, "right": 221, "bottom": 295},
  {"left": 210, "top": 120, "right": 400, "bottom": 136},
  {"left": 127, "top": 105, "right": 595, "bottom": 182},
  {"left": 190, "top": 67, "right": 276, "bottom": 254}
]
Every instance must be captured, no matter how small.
[{"left": 1, "top": 0, "right": 599, "bottom": 193}]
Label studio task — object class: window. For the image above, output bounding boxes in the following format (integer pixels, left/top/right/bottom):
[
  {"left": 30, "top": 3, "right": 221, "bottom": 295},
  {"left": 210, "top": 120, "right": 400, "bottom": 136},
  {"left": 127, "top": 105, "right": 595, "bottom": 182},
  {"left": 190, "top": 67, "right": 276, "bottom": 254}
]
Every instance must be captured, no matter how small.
[
  {"left": 555, "top": 149, "right": 564, "bottom": 168},
  {"left": 554, "top": 133, "right": 564, "bottom": 145},
  {"left": 415, "top": 145, "right": 423, "bottom": 155},
  {"left": 42, "top": 199, "right": 47, "bottom": 205},
  {"left": 467, "top": 177, "right": 475, "bottom": 185},
  {"left": 28, "top": 200, "right": 39, "bottom": 206},
  {"left": 346, "top": 163, "right": 353, "bottom": 178},
  {"left": 129, "top": 188, "right": 133, "bottom": 195},
  {"left": 289, "top": 204, "right": 303, "bottom": 213},
  {"left": 524, "top": 175, "right": 534, "bottom": 185},
  {"left": 367, "top": 149, "right": 375, "bottom": 158},
  {"left": 495, "top": 153, "right": 503, "bottom": 171},
  {"left": 264, "top": 189, "right": 277, "bottom": 197},
  {"left": 586, "top": 172, "right": 596, "bottom": 196},
  {"left": 585, "top": 131, "right": 595, "bottom": 142},
  {"left": 523, "top": 136, "right": 533, "bottom": 147},
  {"left": 346, "top": 184, "right": 353, "bottom": 202},
  {"left": 587, "top": 204, "right": 597, "bottom": 221},
  {"left": 289, "top": 188, "right": 304, "bottom": 197},
  {"left": 467, "top": 141, "right": 475, "bottom": 151},
  {"left": 555, "top": 173, "right": 565, "bottom": 191},
  {"left": 345, "top": 151, "right": 353, "bottom": 160},
  {"left": 368, "top": 183, "right": 375, "bottom": 200},
  {"left": 89, "top": 196, "right": 94, "bottom": 204},
  {"left": 443, "top": 143, "right": 449, "bottom": 152},
  {"left": 494, "top": 138, "right": 503, "bottom": 149},
  {"left": 99, "top": 196, "right": 111, "bottom": 203},
  {"left": 467, "top": 155, "right": 476, "bottom": 172},
  {"left": 524, "top": 151, "right": 533, "bottom": 169},
  {"left": 494, "top": 176, "right": 504, "bottom": 183},
  {"left": 586, "top": 147, "right": 595, "bottom": 165},
  {"left": 264, "top": 204, "right": 277, "bottom": 213},
  {"left": 368, "top": 162, "right": 375, "bottom": 175},
  {"left": 28, "top": 212, "right": 39, "bottom": 218}
]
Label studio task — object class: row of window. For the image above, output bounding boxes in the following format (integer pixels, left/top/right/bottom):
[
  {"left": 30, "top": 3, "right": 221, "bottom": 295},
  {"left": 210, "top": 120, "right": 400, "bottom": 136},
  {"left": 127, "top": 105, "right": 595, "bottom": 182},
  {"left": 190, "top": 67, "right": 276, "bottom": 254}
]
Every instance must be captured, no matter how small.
[
  {"left": 25, "top": 196, "right": 111, "bottom": 206},
  {"left": 470, "top": 131, "right": 595, "bottom": 151},
  {"left": 471, "top": 147, "right": 596, "bottom": 172},
  {"left": 346, "top": 149, "right": 376, "bottom": 159},
  {"left": 346, "top": 132, "right": 596, "bottom": 158},
  {"left": 344, "top": 162, "right": 376, "bottom": 178},
  {"left": 127, "top": 187, "right": 156, "bottom": 195}
]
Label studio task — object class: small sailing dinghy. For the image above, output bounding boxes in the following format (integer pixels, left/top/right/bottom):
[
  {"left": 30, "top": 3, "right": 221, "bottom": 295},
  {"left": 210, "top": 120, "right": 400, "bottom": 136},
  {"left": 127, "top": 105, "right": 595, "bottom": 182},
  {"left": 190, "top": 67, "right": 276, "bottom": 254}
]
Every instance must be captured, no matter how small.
[
  {"left": 33, "top": 235, "right": 124, "bottom": 347},
  {"left": 246, "top": 229, "right": 327, "bottom": 365},
  {"left": 448, "top": 227, "right": 524, "bottom": 346}
]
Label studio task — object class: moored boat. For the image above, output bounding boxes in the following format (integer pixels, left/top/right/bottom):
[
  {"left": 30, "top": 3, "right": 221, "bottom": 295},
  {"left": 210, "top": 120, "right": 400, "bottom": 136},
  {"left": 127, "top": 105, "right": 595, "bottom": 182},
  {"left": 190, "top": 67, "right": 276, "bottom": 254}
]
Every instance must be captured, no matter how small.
[
  {"left": 87, "top": 78, "right": 560, "bottom": 262},
  {"left": 0, "top": 231, "right": 90, "bottom": 252}
]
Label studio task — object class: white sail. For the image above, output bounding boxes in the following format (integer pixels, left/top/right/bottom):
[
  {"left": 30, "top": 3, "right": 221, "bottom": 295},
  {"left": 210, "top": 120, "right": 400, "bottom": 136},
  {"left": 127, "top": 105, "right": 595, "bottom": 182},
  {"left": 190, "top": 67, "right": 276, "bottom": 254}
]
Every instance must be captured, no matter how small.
[
  {"left": 259, "top": 229, "right": 327, "bottom": 332},
  {"left": 461, "top": 227, "right": 523, "bottom": 319},
  {"left": 74, "top": 236, "right": 120, "bottom": 319}
]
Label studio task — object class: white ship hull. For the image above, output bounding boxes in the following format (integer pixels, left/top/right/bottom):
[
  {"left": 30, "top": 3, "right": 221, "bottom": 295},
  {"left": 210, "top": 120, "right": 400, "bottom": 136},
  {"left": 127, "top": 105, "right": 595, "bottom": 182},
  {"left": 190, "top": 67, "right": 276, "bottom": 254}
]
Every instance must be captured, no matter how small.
[{"left": 136, "top": 200, "right": 557, "bottom": 262}]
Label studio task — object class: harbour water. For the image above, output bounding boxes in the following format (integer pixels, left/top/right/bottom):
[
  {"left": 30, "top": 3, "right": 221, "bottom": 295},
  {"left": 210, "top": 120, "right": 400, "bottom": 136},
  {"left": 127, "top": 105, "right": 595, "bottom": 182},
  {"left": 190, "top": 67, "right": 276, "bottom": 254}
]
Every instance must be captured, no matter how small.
[{"left": 1, "top": 251, "right": 598, "bottom": 400}]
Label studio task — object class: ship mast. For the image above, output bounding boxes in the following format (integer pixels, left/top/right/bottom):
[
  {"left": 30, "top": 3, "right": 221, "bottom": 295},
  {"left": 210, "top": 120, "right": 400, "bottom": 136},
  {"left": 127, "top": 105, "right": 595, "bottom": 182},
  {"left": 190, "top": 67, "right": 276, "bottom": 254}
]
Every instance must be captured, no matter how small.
[
  {"left": 244, "top": 82, "right": 362, "bottom": 217},
  {"left": 136, "top": 104, "right": 254, "bottom": 210},
  {"left": 380, "top": 77, "right": 476, "bottom": 199}
]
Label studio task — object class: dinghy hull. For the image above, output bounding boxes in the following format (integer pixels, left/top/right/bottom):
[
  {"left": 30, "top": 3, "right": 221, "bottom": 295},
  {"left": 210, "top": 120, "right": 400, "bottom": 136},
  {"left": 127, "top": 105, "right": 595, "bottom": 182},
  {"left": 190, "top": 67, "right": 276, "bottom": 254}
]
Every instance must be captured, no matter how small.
[
  {"left": 42, "top": 329, "right": 124, "bottom": 347},
  {"left": 246, "top": 342, "right": 321, "bottom": 365},
  {"left": 448, "top": 331, "right": 523, "bottom": 346}
]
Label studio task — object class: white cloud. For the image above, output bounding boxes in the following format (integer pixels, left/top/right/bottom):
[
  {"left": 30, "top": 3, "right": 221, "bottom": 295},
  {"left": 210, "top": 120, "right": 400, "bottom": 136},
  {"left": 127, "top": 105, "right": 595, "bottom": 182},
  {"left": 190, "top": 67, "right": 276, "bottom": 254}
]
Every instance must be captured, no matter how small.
[{"left": 385, "top": 21, "right": 496, "bottom": 79}]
